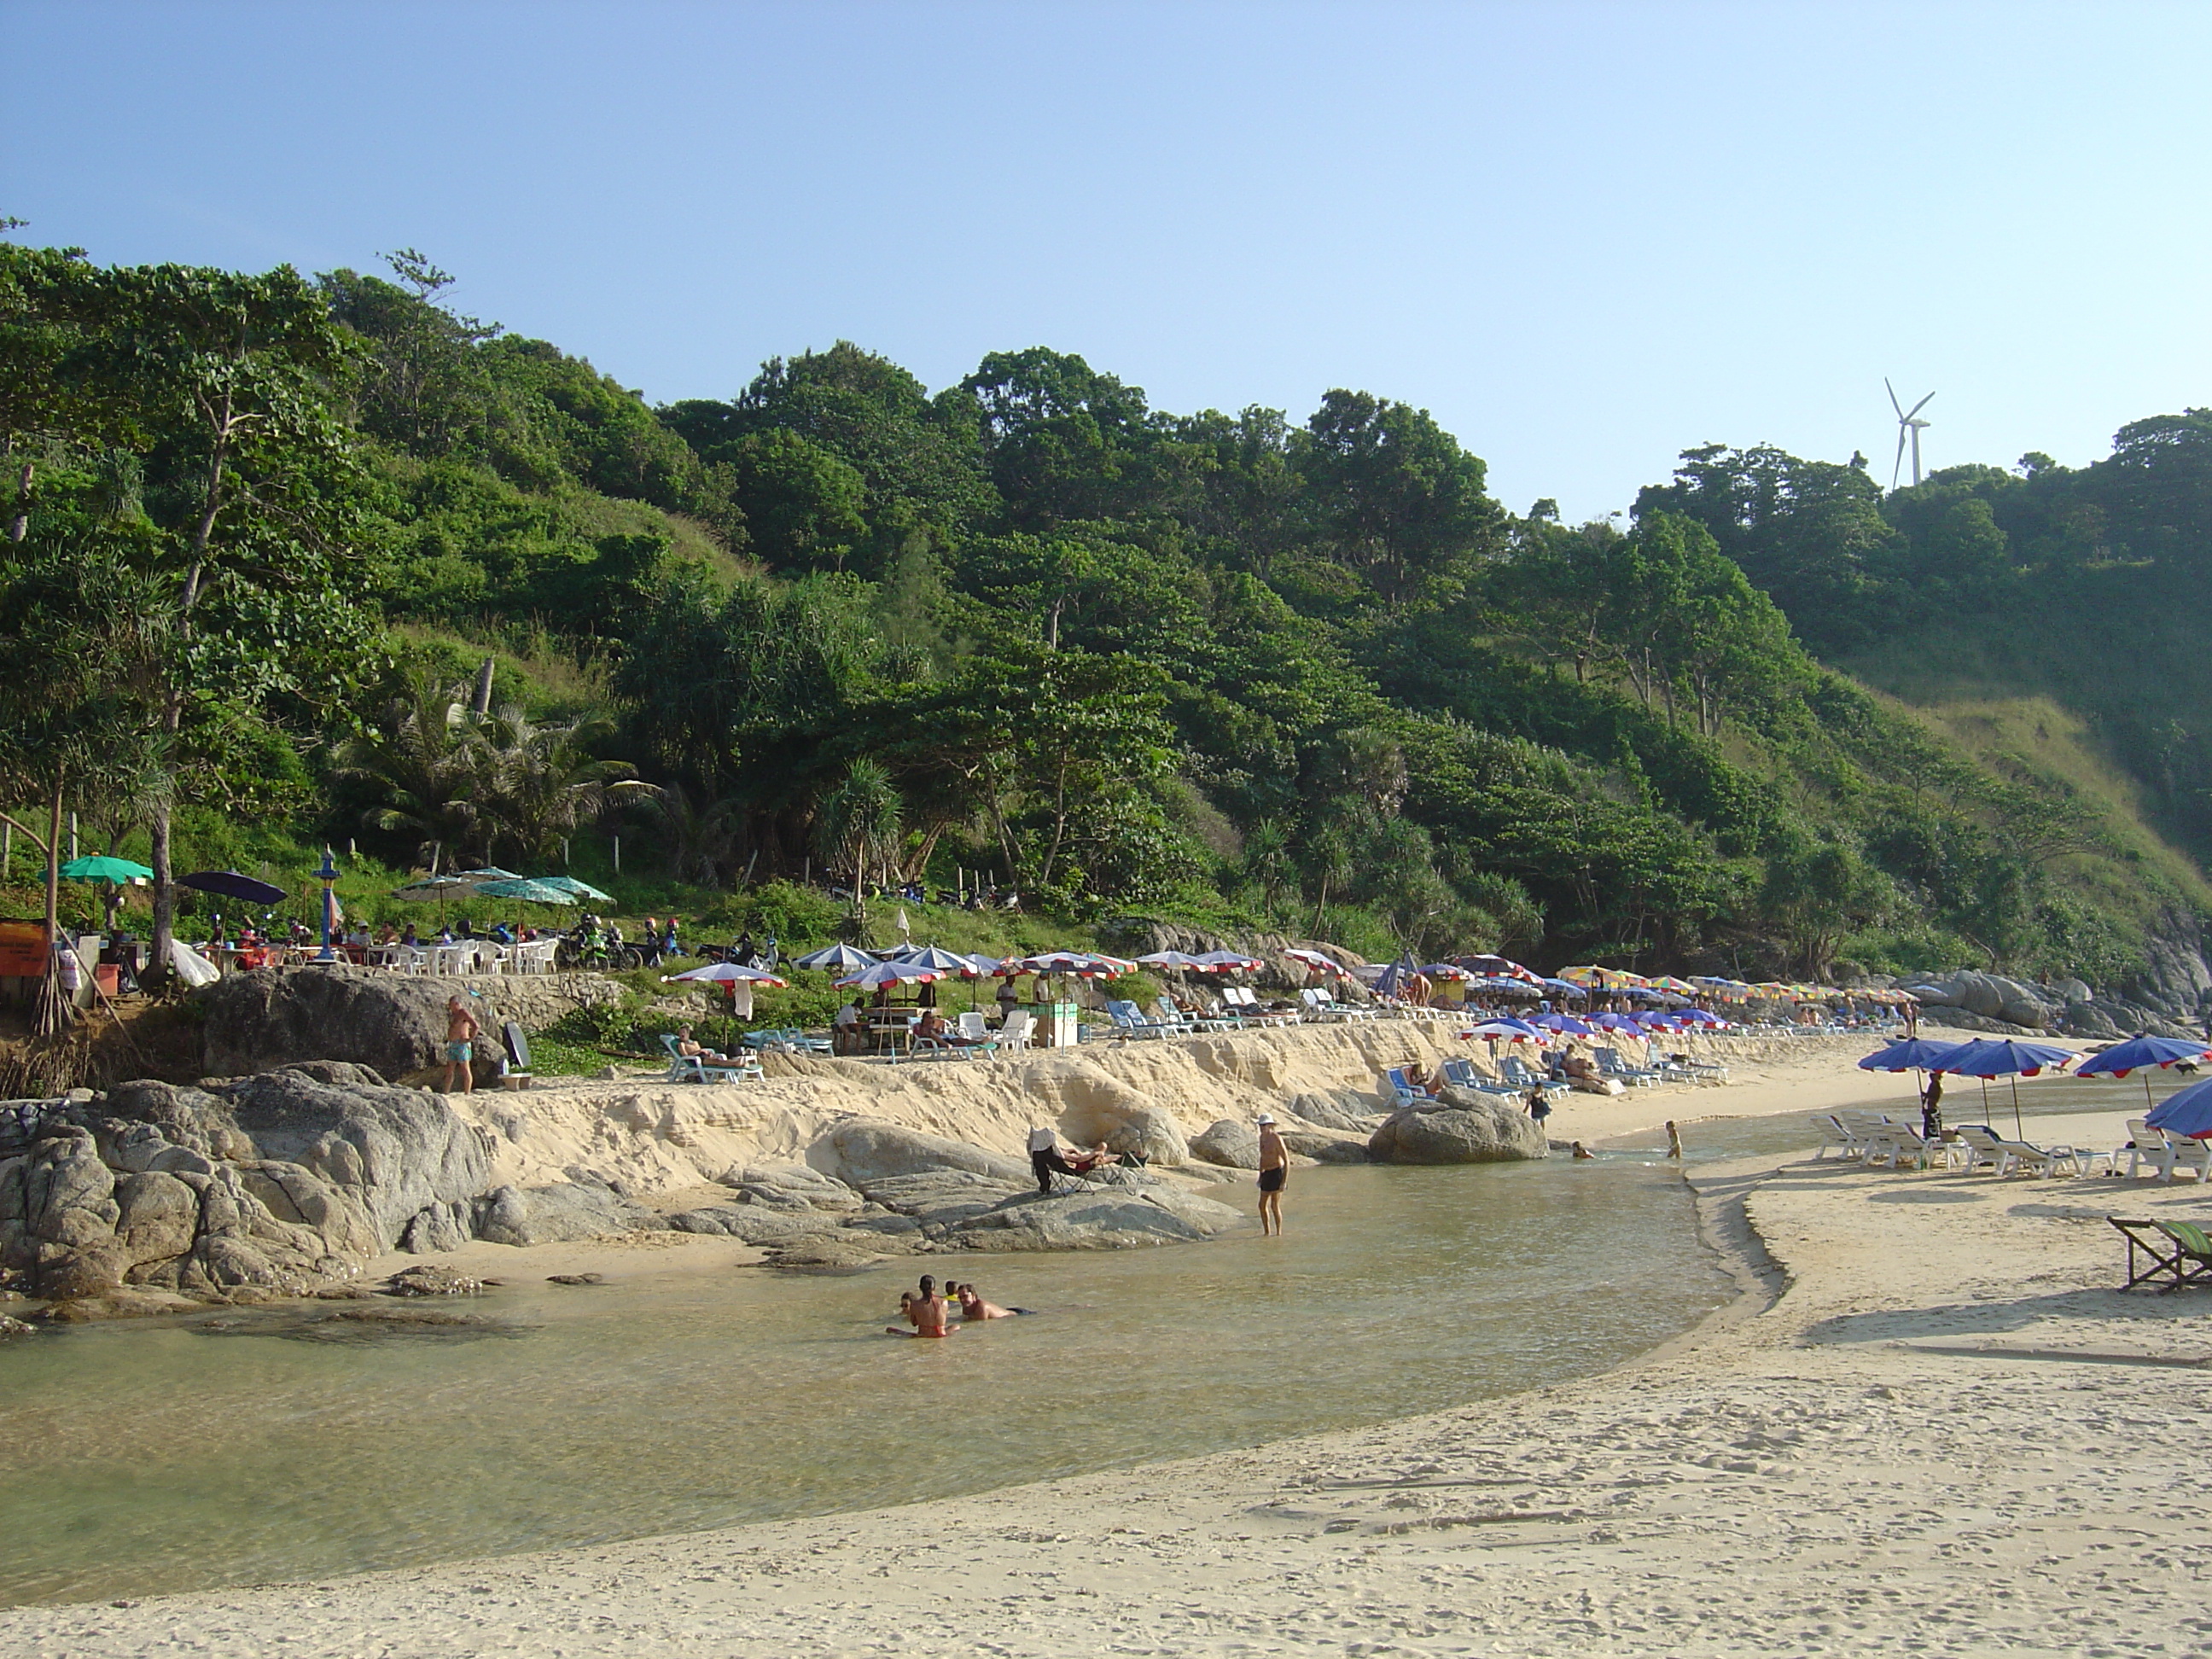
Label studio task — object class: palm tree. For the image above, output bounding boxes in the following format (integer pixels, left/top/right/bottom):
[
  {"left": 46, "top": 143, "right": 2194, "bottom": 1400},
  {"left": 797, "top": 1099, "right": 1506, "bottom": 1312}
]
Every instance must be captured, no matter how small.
[
  {"left": 812, "top": 760, "right": 904, "bottom": 928},
  {"left": 637, "top": 779, "right": 746, "bottom": 886},
  {"left": 472, "top": 707, "right": 655, "bottom": 866},
  {"left": 332, "top": 677, "right": 484, "bottom": 870}
]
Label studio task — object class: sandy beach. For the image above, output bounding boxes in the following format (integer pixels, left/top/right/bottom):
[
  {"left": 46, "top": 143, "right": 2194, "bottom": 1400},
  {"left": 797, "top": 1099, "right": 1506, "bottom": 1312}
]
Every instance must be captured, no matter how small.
[{"left": 6, "top": 1044, "right": 2206, "bottom": 1657}]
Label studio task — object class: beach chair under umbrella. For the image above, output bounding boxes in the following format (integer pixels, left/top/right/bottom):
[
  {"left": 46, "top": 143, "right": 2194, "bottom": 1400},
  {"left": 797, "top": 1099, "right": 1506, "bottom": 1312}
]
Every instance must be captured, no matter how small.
[{"left": 1936, "top": 1038, "right": 2075, "bottom": 1136}]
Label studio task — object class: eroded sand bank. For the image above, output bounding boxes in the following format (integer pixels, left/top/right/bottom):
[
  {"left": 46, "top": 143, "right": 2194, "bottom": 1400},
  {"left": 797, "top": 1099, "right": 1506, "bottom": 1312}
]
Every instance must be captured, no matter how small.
[{"left": 15, "top": 1041, "right": 2198, "bottom": 1657}]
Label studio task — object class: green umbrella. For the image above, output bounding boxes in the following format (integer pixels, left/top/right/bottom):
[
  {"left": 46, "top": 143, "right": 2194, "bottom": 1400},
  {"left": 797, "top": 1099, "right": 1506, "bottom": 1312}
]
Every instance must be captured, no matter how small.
[
  {"left": 474, "top": 878, "right": 580, "bottom": 905},
  {"left": 59, "top": 855, "right": 153, "bottom": 882},
  {"left": 536, "top": 875, "right": 613, "bottom": 902}
]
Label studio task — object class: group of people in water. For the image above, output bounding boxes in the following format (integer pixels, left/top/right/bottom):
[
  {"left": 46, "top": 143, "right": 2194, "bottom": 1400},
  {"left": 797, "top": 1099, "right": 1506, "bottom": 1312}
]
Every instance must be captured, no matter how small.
[{"left": 888, "top": 1274, "right": 1031, "bottom": 1336}]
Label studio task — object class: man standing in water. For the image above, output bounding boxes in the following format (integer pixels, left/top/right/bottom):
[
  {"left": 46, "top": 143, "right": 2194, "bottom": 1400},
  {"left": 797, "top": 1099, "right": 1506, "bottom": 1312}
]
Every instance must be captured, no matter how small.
[
  {"left": 441, "top": 994, "right": 481, "bottom": 1095},
  {"left": 1256, "top": 1112, "right": 1287, "bottom": 1236}
]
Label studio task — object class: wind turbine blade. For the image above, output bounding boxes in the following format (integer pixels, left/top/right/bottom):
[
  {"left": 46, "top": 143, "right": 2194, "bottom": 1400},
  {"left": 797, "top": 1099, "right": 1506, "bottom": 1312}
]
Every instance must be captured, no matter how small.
[
  {"left": 1892, "top": 428, "right": 1907, "bottom": 491},
  {"left": 1886, "top": 378, "right": 1905, "bottom": 419},
  {"left": 1908, "top": 390, "right": 1936, "bottom": 418}
]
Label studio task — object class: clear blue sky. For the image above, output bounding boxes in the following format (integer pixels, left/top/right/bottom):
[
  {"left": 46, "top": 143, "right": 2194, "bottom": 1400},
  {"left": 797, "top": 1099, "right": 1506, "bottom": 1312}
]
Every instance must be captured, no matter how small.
[{"left": 5, "top": 1, "right": 2206, "bottom": 521}]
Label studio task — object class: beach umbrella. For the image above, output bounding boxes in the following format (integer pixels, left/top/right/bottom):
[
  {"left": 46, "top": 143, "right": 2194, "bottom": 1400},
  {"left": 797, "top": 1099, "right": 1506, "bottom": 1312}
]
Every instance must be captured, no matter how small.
[
  {"left": 1936, "top": 1038, "right": 2075, "bottom": 1135},
  {"left": 1536, "top": 976, "right": 1587, "bottom": 998},
  {"left": 2074, "top": 1032, "right": 2212, "bottom": 1109},
  {"left": 1420, "top": 963, "right": 1478, "bottom": 982},
  {"left": 178, "top": 870, "right": 286, "bottom": 905},
  {"left": 1589, "top": 1011, "right": 1645, "bottom": 1033},
  {"left": 473, "top": 878, "right": 580, "bottom": 906},
  {"left": 1858, "top": 1037, "right": 1970, "bottom": 1073},
  {"left": 1283, "top": 946, "right": 1349, "bottom": 977},
  {"left": 1456, "top": 953, "right": 1541, "bottom": 983},
  {"left": 1135, "top": 949, "right": 1208, "bottom": 970},
  {"left": 2145, "top": 1076, "right": 2212, "bottom": 1139},
  {"left": 886, "top": 944, "right": 975, "bottom": 975},
  {"left": 666, "top": 961, "right": 790, "bottom": 988},
  {"left": 962, "top": 952, "right": 1013, "bottom": 977},
  {"left": 60, "top": 854, "right": 154, "bottom": 883},
  {"left": 1676, "top": 1008, "right": 1730, "bottom": 1028},
  {"left": 391, "top": 875, "right": 474, "bottom": 902},
  {"left": 792, "top": 941, "right": 880, "bottom": 972},
  {"left": 835, "top": 959, "right": 947, "bottom": 990},
  {"left": 535, "top": 875, "right": 613, "bottom": 902},
  {"left": 1464, "top": 1017, "right": 1544, "bottom": 1042},
  {"left": 1190, "top": 949, "right": 1264, "bottom": 972},
  {"left": 1476, "top": 975, "right": 1544, "bottom": 998},
  {"left": 1532, "top": 1012, "right": 1594, "bottom": 1036}
]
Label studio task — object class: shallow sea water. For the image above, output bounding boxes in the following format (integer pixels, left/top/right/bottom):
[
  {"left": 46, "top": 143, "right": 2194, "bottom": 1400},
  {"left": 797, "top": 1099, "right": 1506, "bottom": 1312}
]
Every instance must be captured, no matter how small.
[
  {"left": 1, "top": 1150, "right": 1726, "bottom": 1609},
  {"left": 0, "top": 1071, "right": 2159, "bottom": 1610}
]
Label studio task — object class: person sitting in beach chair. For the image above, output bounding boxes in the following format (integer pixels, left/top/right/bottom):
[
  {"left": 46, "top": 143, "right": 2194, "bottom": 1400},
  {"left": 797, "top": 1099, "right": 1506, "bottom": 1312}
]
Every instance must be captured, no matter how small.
[{"left": 1065, "top": 1140, "right": 1123, "bottom": 1174}]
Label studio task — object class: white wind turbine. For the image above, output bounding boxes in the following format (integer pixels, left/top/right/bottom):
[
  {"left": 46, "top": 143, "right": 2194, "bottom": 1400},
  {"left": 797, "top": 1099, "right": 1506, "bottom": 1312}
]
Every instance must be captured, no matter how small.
[{"left": 1886, "top": 378, "right": 1934, "bottom": 490}]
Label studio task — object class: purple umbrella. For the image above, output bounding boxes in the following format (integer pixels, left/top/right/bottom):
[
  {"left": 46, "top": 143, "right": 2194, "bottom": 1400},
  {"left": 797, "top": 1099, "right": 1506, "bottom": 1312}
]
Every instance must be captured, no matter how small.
[
  {"left": 1936, "top": 1038, "right": 2075, "bottom": 1135},
  {"left": 2145, "top": 1076, "right": 2212, "bottom": 1139}
]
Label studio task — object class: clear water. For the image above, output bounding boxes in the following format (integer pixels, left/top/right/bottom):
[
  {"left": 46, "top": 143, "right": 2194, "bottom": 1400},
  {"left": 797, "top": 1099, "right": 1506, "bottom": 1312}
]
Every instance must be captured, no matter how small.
[{"left": 0, "top": 1151, "right": 1737, "bottom": 1610}]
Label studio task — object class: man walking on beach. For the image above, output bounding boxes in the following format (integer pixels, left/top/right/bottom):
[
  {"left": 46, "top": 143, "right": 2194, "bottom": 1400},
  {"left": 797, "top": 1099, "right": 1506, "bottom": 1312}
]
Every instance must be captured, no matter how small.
[
  {"left": 1256, "top": 1113, "right": 1287, "bottom": 1236},
  {"left": 441, "top": 995, "right": 481, "bottom": 1095}
]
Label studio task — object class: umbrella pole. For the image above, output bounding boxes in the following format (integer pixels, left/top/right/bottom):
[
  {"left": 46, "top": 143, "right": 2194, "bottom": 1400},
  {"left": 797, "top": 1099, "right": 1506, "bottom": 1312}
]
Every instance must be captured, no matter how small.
[
  {"left": 2145, "top": 1072, "right": 2155, "bottom": 1111},
  {"left": 2011, "top": 1075, "right": 2023, "bottom": 1138}
]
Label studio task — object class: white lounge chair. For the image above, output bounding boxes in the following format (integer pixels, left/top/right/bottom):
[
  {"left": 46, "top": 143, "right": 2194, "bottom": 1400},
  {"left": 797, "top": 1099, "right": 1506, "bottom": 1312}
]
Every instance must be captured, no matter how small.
[{"left": 2118, "top": 1118, "right": 2175, "bottom": 1181}]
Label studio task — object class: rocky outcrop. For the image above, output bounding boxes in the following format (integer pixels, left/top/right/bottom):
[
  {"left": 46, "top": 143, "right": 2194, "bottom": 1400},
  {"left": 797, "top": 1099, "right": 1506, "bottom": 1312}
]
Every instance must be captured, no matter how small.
[
  {"left": 1367, "top": 1087, "right": 1550, "bottom": 1165},
  {"left": 947, "top": 1180, "right": 1243, "bottom": 1251},
  {"left": 811, "top": 1119, "right": 1029, "bottom": 1186},
  {"left": 1, "top": 1064, "right": 491, "bottom": 1305},
  {"left": 197, "top": 965, "right": 621, "bottom": 1082},
  {"left": 472, "top": 1181, "right": 655, "bottom": 1247},
  {"left": 1901, "top": 971, "right": 2057, "bottom": 1032},
  {"left": 1051, "top": 1088, "right": 1191, "bottom": 1165},
  {"left": 1191, "top": 1118, "right": 1260, "bottom": 1168}
]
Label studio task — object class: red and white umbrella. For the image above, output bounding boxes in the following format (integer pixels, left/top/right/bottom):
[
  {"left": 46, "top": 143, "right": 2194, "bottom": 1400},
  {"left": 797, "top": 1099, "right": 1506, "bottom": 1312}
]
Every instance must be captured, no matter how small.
[
  {"left": 1284, "top": 946, "right": 1349, "bottom": 978},
  {"left": 665, "top": 962, "right": 791, "bottom": 989}
]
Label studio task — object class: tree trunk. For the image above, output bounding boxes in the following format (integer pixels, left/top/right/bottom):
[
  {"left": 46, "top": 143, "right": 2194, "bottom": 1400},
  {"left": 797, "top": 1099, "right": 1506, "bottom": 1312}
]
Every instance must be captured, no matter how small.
[
  {"left": 36, "top": 778, "right": 72, "bottom": 1036},
  {"left": 7, "top": 458, "right": 30, "bottom": 543}
]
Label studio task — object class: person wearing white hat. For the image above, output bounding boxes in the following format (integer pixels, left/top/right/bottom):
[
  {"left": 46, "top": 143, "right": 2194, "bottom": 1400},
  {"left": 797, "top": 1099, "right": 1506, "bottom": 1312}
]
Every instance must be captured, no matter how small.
[{"left": 1255, "top": 1113, "right": 1288, "bottom": 1235}]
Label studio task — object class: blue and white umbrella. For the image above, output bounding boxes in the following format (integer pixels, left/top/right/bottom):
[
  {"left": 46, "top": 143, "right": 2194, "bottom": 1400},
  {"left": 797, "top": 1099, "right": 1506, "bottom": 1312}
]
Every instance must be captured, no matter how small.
[
  {"left": 2075, "top": 1033, "right": 2211, "bottom": 1109},
  {"left": 1936, "top": 1038, "right": 2075, "bottom": 1135},
  {"left": 2145, "top": 1076, "right": 2212, "bottom": 1140}
]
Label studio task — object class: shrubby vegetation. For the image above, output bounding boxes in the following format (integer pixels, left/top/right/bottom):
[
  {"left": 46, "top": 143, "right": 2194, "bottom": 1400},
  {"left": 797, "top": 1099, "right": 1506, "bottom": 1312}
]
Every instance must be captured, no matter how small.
[{"left": 4, "top": 233, "right": 2206, "bottom": 988}]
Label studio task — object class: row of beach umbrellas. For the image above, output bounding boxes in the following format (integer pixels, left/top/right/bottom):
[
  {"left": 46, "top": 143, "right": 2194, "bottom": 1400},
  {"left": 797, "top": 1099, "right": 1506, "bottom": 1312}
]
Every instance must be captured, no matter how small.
[{"left": 1859, "top": 1031, "right": 2212, "bottom": 1136}]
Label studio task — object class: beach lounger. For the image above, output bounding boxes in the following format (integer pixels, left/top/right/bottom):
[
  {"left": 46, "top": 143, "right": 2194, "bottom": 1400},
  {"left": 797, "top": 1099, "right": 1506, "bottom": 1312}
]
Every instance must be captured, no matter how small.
[
  {"left": 1592, "top": 1045, "right": 1661, "bottom": 1087},
  {"left": 1953, "top": 1123, "right": 2063, "bottom": 1178},
  {"left": 659, "top": 1033, "right": 759, "bottom": 1084},
  {"left": 1159, "top": 996, "right": 1228, "bottom": 1033},
  {"left": 2116, "top": 1118, "right": 2174, "bottom": 1181},
  {"left": 1441, "top": 1057, "right": 1522, "bottom": 1096},
  {"left": 1104, "top": 998, "right": 1179, "bottom": 1039},
  {"left": 1498, "top": 1055, "right": 1569, "bottom": 1098},
  {"left": 1812, "top": 1115, "right": 1864, "bottom": 1160},
  {"left": 2109, "top": 1216, "right": 2212, "bottom": 1291},
  {"left": 2162, "top": 1129, "right": 2212, "bottom": 1184}
]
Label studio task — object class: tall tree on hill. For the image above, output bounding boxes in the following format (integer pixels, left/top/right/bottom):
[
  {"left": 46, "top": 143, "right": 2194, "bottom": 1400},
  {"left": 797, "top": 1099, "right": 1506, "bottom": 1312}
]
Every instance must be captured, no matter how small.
[
  {"left": 1295, "top": 390, "right": 1505, "bottom": 608},
  {"left": 21, "top": 255, "right": 377, "bottom": 987}
]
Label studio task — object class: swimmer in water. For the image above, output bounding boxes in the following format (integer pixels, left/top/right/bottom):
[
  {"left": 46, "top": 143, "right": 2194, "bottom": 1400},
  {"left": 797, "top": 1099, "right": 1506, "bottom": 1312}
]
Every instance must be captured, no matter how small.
[
  {"left": 888, "top": 1278, "right": 956, "bottom": 1337},
  {"left": 1571, "top": 1140, "right": 1595, "bottom": 1160},
  {"left": 953, "top": 1282, "right": 1031, "bottom": 1319}
]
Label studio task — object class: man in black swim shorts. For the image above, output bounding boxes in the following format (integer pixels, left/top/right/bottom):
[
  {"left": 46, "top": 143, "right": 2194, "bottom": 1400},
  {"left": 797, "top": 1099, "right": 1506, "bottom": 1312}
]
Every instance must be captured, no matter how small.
[{"left": 1256, "top": 1113, "right": 1287, "bottom": 1236}]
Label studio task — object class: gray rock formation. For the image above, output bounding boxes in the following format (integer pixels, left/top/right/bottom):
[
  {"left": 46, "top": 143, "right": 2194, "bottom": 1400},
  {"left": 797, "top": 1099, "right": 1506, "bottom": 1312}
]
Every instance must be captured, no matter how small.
[
  {"left": 811, "top": 1119, "right": 1028, "bottom": 1185},
  {"left": 717, "top": 1164, "right": 864, "bottom": 1211},
  {"left": 1367, "top": 1087, "right": 1550, "bottom": 1164},
  {"left": 1190, "top": 1118, "right": 1260, "bottom": 1168},
  {"left": 198, "top": 965, "right": 621, "bottom": 1082},
  {"left": 1278, "top": 1130, "right": 1371, "bottom": 1163},
  {"left": 1284, "top": 1090, "right": 1384, "bottom": 1132},
  {"left": 948, "top": 1181, "right": 1243, "bottom": 1251},
  {"left": 1904, "top": 971, "right": 2055, "bottom": 1032},
  {"left": 472, "top": 1181, "right": 654, "bottom": 1247},
  {"left": 1055, "top": 1094, "right": 1191, "bottom": 1165},
  {"left": 664, "top": 1204, "right": 843, "bottom": 1243},
  {"left": 2, "top": 1064, "right": 490, "bottom": 1301}
]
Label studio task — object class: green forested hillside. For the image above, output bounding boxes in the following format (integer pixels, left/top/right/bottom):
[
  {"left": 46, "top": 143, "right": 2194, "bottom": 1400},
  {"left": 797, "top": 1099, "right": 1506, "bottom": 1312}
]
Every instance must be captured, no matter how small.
[{"left": 3, "top": 240, "right": 2206, "bottom": 988}]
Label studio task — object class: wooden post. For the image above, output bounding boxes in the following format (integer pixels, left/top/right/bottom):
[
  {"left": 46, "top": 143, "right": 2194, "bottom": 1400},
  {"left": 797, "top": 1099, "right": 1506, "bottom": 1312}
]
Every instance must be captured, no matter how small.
[
  {"left": 67, "top": 811, "right": 78, "bottom": 862},
  {"left": 3, "top": 819, "right": 10, "bottom": 882},
  {"left": 613, "top": 835, "right": 620, "bottom": 876}
]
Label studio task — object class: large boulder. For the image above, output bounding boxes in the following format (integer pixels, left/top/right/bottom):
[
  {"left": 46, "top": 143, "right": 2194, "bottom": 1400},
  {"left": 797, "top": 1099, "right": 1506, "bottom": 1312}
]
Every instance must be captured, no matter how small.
[
  {"left": 1051, "top": 1087, "right": 1191, "bottom": 1166},
  {"left": 664, "top": 1204, "right": 844, "bottom": 1244},
  {"left": 1367, "top": 1088, "right": 1549, "bottom": 1165},
  {"left": 1190, "top": 1118, "right": 1260, "bottom": 1169},
  {"left": 196, "top": 964, "right": 620, "bottom": 1081},
  {"left": 473, "top": 1181, "right": 655, "bottom": 1247},
  {"left": 948, "top": 1182, "right": 1243, "bottom": 1251},
  {"left": 811, "top": 1119, "right": 1027, "bottom": 1186},
  {"left": 1278, "top": 1130, "right": 1370, "bottom": 1164},
  {"left": 1906, "top": 971, "right": 2053, "bottom": 1032}
]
